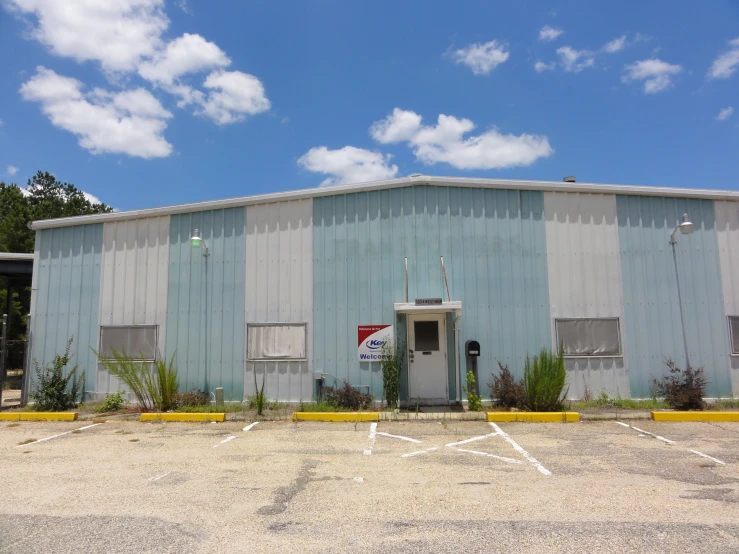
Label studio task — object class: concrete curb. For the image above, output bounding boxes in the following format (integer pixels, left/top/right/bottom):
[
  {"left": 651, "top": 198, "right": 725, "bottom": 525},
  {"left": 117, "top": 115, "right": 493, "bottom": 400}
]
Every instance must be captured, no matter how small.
[
  {"left": 487, "top": 412, "right": 580, "bottom": 422},
  {"left": 140, "top": 413, "right": 226, "bottom": 422},
  {"left": 651, "top": 411, "right": 739, "bottom": 422},
  {"left": 379, "top": 412, "right": 486, "bottom": 421},
  {"left": 292, "top": 412, "right": 379, "bottom": 422},
  {"left": 0, "top": 412, "right": 78, "bottom": 421}
]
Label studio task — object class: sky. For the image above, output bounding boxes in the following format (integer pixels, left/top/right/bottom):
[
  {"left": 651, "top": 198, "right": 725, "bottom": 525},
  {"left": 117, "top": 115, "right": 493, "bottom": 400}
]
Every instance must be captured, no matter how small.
[{"left": 0, "top": 0, "right": 738, "bottom": 211}]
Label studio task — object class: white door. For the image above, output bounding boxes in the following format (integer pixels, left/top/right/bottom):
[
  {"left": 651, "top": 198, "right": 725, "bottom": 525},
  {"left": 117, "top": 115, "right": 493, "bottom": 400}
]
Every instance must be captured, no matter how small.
[{"left": 408, "top": 313, "right": 448, "bottom": 401}]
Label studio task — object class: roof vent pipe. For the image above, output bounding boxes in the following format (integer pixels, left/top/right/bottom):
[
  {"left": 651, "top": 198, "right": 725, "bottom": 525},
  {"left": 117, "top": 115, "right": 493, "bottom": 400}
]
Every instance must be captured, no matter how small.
[{"left": 563, "top": 176, "right": 576, "bottom": 183}]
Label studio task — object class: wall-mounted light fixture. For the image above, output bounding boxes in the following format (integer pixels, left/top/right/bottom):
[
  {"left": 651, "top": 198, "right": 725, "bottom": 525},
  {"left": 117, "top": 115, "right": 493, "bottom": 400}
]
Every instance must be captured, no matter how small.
[
  {"left": 669, "top": 213, "right": 694, "bottom": 245},
  {"left": 190, "top": 228, "right": 209, "bottom": 257}
]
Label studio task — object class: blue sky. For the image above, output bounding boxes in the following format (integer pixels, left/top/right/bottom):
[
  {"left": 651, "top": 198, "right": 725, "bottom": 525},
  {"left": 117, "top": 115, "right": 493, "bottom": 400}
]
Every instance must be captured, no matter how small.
[{"left": 1, "top": 0, "right": 738, "bottom": 211}]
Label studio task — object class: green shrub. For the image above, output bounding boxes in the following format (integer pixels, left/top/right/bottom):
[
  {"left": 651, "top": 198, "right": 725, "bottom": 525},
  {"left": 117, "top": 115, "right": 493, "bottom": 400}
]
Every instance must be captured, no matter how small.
[
  {"left": 173, "top": 388, "right": 210, "bottom": 409},
  {"left": 94, "top": 349, "right": 179, "bottom": 412},
  {"left": 523, "top": 347, "right": 568, "bottom": 412},
  {"left": 94, "top": 391, "right": 127, "bottom": 413},
  {"left": 488, "top": 362, "right": 526, "bottom": 409},
  {"left": 651, "top": 359, "right": 706, "bottom": 410},
  {"left": 464, "top": 371, "right": 482, "bottom": 411},
  {"left": 30, "top": 337, "right": 84, "bottom": 411},
  {"left": 323, "top": 381, "right": 374, "bottom": 410},
  {"left": 381, "top": 341, "right": 404, "bottom": 409}
]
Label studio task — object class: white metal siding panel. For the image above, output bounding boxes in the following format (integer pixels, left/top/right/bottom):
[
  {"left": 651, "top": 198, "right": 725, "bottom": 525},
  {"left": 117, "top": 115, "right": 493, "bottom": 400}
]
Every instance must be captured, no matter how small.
[
  {"left": 715, "top": 200, "right": 739, "bottom": 395},
  {"left": 245, "top": 199, "right": 313, "bottom": 402},
  {"left": 544, "top": 192, "right": 630, "bottom": 399},
  {"left": 98, "top": 217, "right": 169, "bottom": 394}
]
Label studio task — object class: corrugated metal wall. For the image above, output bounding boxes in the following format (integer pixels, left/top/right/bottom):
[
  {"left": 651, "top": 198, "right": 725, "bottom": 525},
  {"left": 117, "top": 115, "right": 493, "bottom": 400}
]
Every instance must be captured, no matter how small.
[
  {"left": 97, "top": 217, "right": 170, "bottom": 396},
  {"left": 617, "top": 195, "right": 731, "bottom": 397},
  {"left": 544, "top": 192, "right": 630, "bottom": 399},
  {"left": 166, "top": 208, "right": 246, "bottom": 401},
  {"left": 30, "top": 225, "right": 103, "bottom": 397},
  {"left": 313, "top": 185, "right": 550, "bottom": 401},
  {"left": 244, "top": 199, "right": 313, "bottom": 402},
  {"left": 714, "top": 200, "right": 739, "bottom": 396}
]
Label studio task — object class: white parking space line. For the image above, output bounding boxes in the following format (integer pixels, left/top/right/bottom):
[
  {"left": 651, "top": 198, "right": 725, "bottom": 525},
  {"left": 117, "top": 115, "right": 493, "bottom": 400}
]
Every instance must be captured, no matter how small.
[
  {"left": 452, "top": 448, "right": 522, "bottom": 464},
  {"left": 445, "top": 433, "right": 498, "bottom": 448},
  {"left": 375, "top": 431, "right": 422, "bottom": 444},
  {"left": 16, "top": 423, "right": 102, "bottom": 447},
  {"left": 242, "top": 422, "right": 259, "bottom": 432},
  {"left": 213, "top": 435, "right": 237, "bottom": 448},
  {"left": 615, "top": 421, "right": 676, "bottom": 444},
  {"left": 148, "top": 471, "right": 171, "bottom": 482},
  {"left": 688, "top": 450, "right": 726, "bottom": 465},
  {"left": 401, "top": 447, "right": 438, "bottom": 458},
  {"left": 364, "top": 422, "right": 377, "bottom": 455},
  {"left": 489, "top": 422, "right": 552, "bottom": 477}
]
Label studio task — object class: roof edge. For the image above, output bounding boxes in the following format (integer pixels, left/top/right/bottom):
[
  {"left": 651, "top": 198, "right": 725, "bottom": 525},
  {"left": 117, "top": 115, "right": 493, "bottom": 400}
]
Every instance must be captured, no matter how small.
[{"left": 29, "top": 175, "right": 739, "bottom": 230}]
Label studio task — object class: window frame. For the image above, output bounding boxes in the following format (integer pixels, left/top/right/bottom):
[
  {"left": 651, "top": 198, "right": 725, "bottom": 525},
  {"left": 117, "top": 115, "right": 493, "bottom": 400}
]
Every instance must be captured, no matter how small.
[
  {"left": 99, "top": 324, "right": 159, "bottom": 362},
  {"left": 554, "top": 317, "right": 623, "bottom": 358},
  {"left": 728, "top": 316, "right": 739, "bottom": 356},
  {"left": 246, "top": 322, "right": 308, "bottom": 361}
]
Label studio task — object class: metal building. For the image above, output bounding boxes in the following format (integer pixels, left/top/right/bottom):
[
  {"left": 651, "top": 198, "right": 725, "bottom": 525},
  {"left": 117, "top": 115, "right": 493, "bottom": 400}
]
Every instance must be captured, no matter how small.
[{"left": 27, "top": 175, "right": 739, "bottom": 403}]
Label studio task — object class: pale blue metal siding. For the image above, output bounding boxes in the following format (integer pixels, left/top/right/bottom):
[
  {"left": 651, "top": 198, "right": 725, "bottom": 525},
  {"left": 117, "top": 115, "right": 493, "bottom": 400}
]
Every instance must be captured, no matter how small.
[
  {"left": 30, "top": 225, "right": 103, "bottom": 397},
  {"left": 166, "top": 208, "right": 246, "bottom": 401},
  {"left": 313, "top": 185, "right": 550, "bottom": 401},
  {"left": 617, "top": 195, "right": 731, "bottom": 397}
]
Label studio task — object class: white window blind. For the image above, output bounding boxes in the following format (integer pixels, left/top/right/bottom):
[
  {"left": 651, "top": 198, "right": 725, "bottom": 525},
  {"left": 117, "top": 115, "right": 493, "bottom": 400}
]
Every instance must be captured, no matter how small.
[
  {"left": 555, "top": 318, "right": 621, "bottom": 357},
  {"left": 100, "top": 325, "right": 157, "bottom": 360},
  {"left": 247, "top": 324, "right": 307, "bottom": 360}
]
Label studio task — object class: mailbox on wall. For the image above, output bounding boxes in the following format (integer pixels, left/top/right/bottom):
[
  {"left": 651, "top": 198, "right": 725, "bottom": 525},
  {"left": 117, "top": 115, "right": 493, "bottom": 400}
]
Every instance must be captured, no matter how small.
[{"left": 465, "top": 340, "right": 480, "bottom": 357}]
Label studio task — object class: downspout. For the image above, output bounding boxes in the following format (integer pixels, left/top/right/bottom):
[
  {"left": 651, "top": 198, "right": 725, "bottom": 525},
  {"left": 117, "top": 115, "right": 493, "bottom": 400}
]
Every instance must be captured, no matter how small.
[{"left": 454, "top": 309, "right": 462, "bottom": 403}]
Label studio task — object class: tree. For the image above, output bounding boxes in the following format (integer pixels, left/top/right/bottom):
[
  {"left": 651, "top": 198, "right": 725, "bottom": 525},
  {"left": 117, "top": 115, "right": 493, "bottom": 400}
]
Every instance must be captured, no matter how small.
[{"left": 0, "top": 170, "right": 112, "bottom": 339}]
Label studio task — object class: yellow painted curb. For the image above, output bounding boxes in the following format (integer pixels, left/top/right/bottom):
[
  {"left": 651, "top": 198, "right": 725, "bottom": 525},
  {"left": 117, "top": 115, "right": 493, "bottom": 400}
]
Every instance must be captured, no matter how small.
[
  {"left": 487, "top": 412, "right": 579, "bottom": 422},
  {"left": 292, "top": 412, "right": 380, "bottom": 422},
  {"left": 651, "top": 411, "right": 739, "bottom": 422},
  {"left": 140, "top": 413, "right": 226, "bottom": 422},
  {"left": 0, "top": 412, "right": 78, "bottom": 421}
]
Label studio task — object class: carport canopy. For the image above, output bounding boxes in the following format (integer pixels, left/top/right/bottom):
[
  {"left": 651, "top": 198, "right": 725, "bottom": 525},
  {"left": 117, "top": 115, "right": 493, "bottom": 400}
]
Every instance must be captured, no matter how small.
[{"left": 0, "top": 253, "right": 33, "bottom": 282}]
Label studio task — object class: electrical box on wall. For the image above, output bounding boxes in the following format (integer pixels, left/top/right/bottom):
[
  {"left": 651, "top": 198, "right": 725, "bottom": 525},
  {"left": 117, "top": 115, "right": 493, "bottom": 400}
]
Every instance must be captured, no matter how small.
[{"left": 465, "top": 340, "right": 480, "bottom": 357}]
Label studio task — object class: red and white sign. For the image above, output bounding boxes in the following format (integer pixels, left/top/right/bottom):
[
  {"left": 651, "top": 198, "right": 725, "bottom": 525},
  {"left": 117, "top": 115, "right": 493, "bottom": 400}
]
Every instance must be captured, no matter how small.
[{"left": 358, "top": 325, "right": 394, "bottom": 361}]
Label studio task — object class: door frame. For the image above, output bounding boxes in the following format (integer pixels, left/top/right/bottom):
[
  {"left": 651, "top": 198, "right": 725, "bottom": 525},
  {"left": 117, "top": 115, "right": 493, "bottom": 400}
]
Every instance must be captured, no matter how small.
[{"left": 406, "top": 312, "right": 448, "bottom": 403}]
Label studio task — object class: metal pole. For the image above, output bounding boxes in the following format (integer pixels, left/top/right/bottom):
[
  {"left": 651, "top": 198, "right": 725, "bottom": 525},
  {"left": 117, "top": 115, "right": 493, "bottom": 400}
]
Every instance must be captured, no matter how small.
[
  {"left": 440, "top": 256, "right": 451, "bottom": 302},
  {"left": 404, "top": 257, "right": 408, "bottom": 303},
  {"left": 21, "top": 314, "right": 31, "bottom": 406},
  {"left": 671, "top": 243, "right": 691, "bottom": 368},
  {"left": 0, "top": 314, "right": 7, "bottom": 409}
]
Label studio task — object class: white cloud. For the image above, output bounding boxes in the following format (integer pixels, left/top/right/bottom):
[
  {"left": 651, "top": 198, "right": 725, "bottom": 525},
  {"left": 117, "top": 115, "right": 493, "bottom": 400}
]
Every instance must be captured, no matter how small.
[
  {"left": 708, "top": 38, "right": 739, "bottom": 79},
  {"left": 451, "top": 40, "right": 509, "bottom": 75},
  {"left": 83, "top": 191, "right": 103, "bottom": 204},
  {"left": 195, "top": 70, "right": 270, "bottom": 125},
  {"left": 297, "top": 146, "right": 398, "bottom": 187},
  {"left": 539, "top": 26, "right": 563, "bottom": 42},
  {"left": 557, "top": 46, "right": 595, "bottom": 72},
  {"left": 7, "top": 0, "right": 168, "bottom": 73},
  {"left": 7, "top": 165, "right": 19, "bottom": 176},
  {"left": 138, "top": 33, "right": 230, "bottom": 85},
  {"left": 622, "top": 59, "right": 682, "bottom": 93},
  {"left": 20, "top": 66, "right": 173, "bottom": 158},
  {"left": 370, "top": 109, "right": 553, "bottom": 170},
  {"left": 370, "top": 108, "right": 423, "bottom": 143},
  {"left": 174, "top": 0, "right": 191, "bottom": 14},
  {"left": 603, "top": 35, "right": 627, "bottom": 53},
  {"left": 6, "top": 0, "right": 271, "bottom": 132},
  {"left": 716, "top": 106, "right": 734, "bottom": 121},
  {"left": 534, "top": 61, "right": 556, "bottom": 72}
]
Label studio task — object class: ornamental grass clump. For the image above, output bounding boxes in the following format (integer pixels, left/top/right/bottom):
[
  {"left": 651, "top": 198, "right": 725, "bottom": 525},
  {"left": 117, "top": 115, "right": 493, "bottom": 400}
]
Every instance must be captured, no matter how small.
[
  {"left": 523, "top": 347, "right": 568, "bottom": 412},
  {"left": 94, "top": 349, "right": 179, "bottom": 412}
]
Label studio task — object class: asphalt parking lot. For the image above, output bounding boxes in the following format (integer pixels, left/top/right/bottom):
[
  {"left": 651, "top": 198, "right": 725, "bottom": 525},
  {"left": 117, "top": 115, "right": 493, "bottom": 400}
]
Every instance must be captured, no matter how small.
[{"left": 0, "top": 418, "right": 738, "bottom": 553}]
